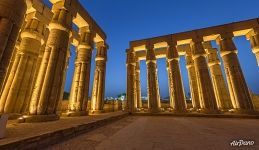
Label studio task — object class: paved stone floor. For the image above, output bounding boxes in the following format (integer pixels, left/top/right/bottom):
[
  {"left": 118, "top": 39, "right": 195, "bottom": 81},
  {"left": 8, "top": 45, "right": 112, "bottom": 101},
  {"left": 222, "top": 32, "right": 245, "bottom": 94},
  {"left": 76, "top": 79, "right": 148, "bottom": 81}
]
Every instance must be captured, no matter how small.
[
  {"left": 0, "top": 112, "right": 126, "bottom": 146},
  {"left": 48, "top": 116, "right": 259, "bottom": 150}
]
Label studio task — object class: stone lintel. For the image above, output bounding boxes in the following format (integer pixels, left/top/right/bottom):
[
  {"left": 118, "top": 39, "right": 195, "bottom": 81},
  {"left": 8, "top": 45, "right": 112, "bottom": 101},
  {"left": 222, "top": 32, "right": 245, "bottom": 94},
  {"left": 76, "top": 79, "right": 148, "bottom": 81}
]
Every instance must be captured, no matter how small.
[{"left": 130, "top": 18, "right": 259, "bottom": 51}]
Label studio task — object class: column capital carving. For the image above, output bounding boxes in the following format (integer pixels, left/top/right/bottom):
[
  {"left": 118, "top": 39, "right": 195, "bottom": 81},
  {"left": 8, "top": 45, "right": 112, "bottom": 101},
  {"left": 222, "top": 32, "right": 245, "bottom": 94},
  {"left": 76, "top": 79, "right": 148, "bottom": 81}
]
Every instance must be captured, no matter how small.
[
  {"left": 95, "top": 41, "right": 108, "bottom": 61},
  {"left": 246, "top": 28, "right": 259, "bottom": 53},
  {"left": 216, "top": 32, "right": 234, "bottom": 42},
  {"left": 246, "top": 28, "right": 258, "bottom": 40},
  {"left": 190, "top": 38, "right": 206, "bottom": 59},
  {"left": 166, "top": 40, "right": 179, "bottom": 61},
  {"left": 216, "top": 33, "right": 237, "bottom": 57},
  {"left": 206, "top": 48, "right": 221, "bottom": 67},
  {"left": 126, "top": 49, "right": 136, "bottom": 65},
  {"left": 20, "top": 2, "right": 53, "bottom": 44},
  {"left": 77, "top": 26, "right": 94, "bottom": 50},
  {"left": 185, "top": 46, "right": 194, "bottom": 68},
  {"left": 26, "top": 0, "right": 53, "bottom": 25},
  {"left": 246, "top": 28, "right": 259, "bottom": 66},
  {"left": 145, "top": 43, "right": 156, "bottom": 62},
  {"left": 48, "top": 1, "right": 74, "bottom": 32}
]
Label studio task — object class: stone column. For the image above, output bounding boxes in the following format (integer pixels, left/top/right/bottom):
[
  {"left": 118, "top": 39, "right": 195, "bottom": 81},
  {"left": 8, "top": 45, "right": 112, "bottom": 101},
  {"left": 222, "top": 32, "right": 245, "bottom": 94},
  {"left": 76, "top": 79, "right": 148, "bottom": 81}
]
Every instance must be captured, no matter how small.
[
  {"left": 146, "top": 44, "right": 161, "bottom": 113},
  {"left": 185, "top": 48, "right": 200, "bottom": 110},
  {"left": 126, "top": 50, "right": 136, "bottom": 113},
  {"left": 216, "top": 33, "right": 254, "bottom": 113},
  {"left": 246, "top": 28, "right": 259, "bottom": 66},
  {"left": 191, "top": 39, "right": 218, "bottom": 113},
  {"left": 166, "top": 42, "right": 186, "bottom": 113},
  {"left": 135, "top": 61, "right": 142, "bottom": 109},
  {"left": 20, "top": 1, "right": 73, "bottom": 122},
  {"left": 166, "top": 62, "right": 172, "bottom": 110},
  {"left": 0, "top": 0, "right": 26, "bottom": 90},
  {"left": 0, "top": 5, "right": 52, "bottom": 115},
  {"left": 203, "top": 42, "right": 232, "bottom": 111},
  {"left": 66, "top": 27, "right": 93, "bottom": 116},
  {"left": 91, "top": 42, "right": 108, "bottom": 114}
]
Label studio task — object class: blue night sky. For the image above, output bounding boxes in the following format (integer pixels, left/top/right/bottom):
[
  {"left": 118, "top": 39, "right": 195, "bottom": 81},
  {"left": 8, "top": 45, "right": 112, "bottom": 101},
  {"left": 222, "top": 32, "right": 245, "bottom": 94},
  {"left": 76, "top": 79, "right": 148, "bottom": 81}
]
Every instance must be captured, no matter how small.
[{"left": 60, "top": 0, "right": 259, "bottom": 98}]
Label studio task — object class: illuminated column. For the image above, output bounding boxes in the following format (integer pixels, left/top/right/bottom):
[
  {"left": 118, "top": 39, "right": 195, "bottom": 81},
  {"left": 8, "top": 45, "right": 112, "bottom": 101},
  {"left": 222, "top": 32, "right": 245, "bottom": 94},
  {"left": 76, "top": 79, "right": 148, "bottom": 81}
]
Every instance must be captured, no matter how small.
[
  {"left": 246, "top": 28, "right": 259, "bottom": 66},
  {"left": 0, "top": 0, "right": 26, "bottom": 90},
  {"left": 146, "top": 44, "right": 161, "bottom": 113},
  {"left": 91, "top": 42, "right": 108, "bottom": 114},
  {"left": 204, "top": 42, "right": 232, "bottom": 110},
  {"left": 185, "top": 48, "right": 200, "bottom": 110},
  {"left": 166, "top": 62, "right": 173, "bottom": 110},
  {"left": 23, "top": 1, "right": 73, "bottom": 122},
  {"left": 126, "top": 50, "right": 136, "bottom": 113},
  {"left": 59, "top": 49, "right": 70, "bottom": 103},
  {"left": 1, "top": 23, "right": 25, "bottom": 92},
  {"left": 191, "top": 39, "right": 218, "bottom": 113},
  {"left": 135, "top": 61, "right": 142, "bottom": 109},
  {"left": 216, "top": 33, "right": 254, "bottom": 112},
  {"left": 0, "top": 5, "right": 52, "bottom": 114},
  {"left": 166, "top": 42, "right": 186, "bottom": 112},
  {"left": 67, "top": 27, "right": 93, "bottom": 116}
]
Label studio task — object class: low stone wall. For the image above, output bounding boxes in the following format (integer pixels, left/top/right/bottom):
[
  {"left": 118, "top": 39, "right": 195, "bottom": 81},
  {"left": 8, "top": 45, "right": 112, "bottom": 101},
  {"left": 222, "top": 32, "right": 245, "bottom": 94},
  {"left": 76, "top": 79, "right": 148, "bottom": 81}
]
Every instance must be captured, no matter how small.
[
  {"left": 57, "top": 100, "right": 123, "bottom": 113},
  {"left": 103, "top": 100, "right": 123, "bottom": 112},
  {"left": 142, "top": 100, "right": 193, "bottom": 109}
]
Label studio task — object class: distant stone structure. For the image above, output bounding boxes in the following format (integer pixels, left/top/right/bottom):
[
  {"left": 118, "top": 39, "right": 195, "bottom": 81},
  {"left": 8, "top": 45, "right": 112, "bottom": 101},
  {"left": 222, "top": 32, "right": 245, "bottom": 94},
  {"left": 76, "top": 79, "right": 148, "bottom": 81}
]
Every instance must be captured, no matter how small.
[
  {"left": 0, "top": 0, "right": 108, "bottom": 122},
  {"left": 126, "top": 18, "right": 259, "bottom": 114}
]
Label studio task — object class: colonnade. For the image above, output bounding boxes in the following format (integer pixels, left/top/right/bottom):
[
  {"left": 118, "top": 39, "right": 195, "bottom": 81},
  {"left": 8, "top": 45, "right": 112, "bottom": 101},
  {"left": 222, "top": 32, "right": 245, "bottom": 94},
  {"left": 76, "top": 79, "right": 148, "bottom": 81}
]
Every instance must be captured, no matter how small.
[
  {"left": 0, "top": 0, "right": 108, "bottom": 122},
  {"left": 127, "top": 19, "right": 259, "bottom": 114}
]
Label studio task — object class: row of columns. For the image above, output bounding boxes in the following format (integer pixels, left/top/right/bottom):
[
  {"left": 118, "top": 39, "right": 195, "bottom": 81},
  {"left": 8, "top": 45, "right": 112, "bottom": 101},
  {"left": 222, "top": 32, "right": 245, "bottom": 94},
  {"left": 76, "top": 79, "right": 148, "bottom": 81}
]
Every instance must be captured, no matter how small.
[
  {"left": 127, "top": 32, "right": 258, "bottom": 114},
  {"left": 0, "top": 0, "right": 108, "bottom": 122}
]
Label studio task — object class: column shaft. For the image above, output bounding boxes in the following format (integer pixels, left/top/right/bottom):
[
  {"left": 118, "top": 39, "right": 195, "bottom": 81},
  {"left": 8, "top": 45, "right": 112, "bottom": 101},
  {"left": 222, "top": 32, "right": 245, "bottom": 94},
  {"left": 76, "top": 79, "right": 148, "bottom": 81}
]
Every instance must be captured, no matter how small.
[
  {"left": 91, "top": 42, "right": 107, "bottom": 113},
  {"left": 167, "top": 43, "right": 186, "bottom": 112},
  {"left": 0, "top": 8, "right": 51, "bottom": 114},
  {"left": 166, "top": 62, "right": 173, "bottom": 109},
  {"left": 126, "top": 50, "right": 136, "bottom": 113},
  {"left": 29, "top": 5, "right": 72, "bottom": 118},
  {"left": 146, "top": 44, "right": 160, "bottom": 113},
  {"left": 217, "top": 34, "right": 254, "bottom": 112},
  {"left": 135, "top": 62, "right": 142, "bottom": 109},
  {"left": 68, "top": 28, "right": 93, "bottom": 115},
  {"left": 205, "top": 44, "right": 232, "bottom": 110},
  {"left": 185, "top": 51, "right": 201, "bottom": 110},
  {"left": 191, "top": 40, "right": 218, "bottom": 113},
  {"left": 0, "top": 0, "right": 26, "bottom": 90}
]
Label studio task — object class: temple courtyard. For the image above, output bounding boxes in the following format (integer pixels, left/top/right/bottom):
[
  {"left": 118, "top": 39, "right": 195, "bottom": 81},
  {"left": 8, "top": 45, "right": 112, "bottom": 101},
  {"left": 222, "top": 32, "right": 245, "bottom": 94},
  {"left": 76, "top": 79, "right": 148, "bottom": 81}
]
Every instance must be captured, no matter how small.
[
  {"left": 1, "top": 0, "right": 259, "bottom": 149},
  {"left": 48, "top": 115, "right": 259, "bottom": 150}
]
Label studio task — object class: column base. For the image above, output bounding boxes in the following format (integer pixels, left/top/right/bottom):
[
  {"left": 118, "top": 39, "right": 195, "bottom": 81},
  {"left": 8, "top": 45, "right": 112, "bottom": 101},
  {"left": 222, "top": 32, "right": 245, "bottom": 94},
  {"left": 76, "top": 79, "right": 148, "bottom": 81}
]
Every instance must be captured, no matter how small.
[
  {"left": 169, "top": 109, "right": 188, "bottom": 114},
  {"left": 199, "top": 108, "right": 221, "bottom": 114},
  {"left": 4, "top": 113, "right": 22, "bottom": 120},
  {"left": 228, "top": 109, "right": 259, "bottom": 115},
  {"left": 136, "top": 108, "right": 144, "bottom": 112},
  {"left": 18, "top": 114, "right": 60, "bottom": 123},
  {"left": 62, "top": 111, "right": 88, "bottom": 117},
  {"left": 90, "top": 110, "right": 105, "bottom": 115},
  {"left": 148, "top": 108, "right": 161, "bottom": 113},
  {"left": 189, "top": 108, "right": 201, "bottom": 112}
]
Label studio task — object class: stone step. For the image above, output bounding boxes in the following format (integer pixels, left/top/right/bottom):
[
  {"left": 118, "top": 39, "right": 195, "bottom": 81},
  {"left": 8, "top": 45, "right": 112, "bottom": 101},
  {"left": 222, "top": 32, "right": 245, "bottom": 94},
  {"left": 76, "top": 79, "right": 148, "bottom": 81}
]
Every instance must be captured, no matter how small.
[{"left": 0, "top": 112, "right": 128, "bottom": 150}]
